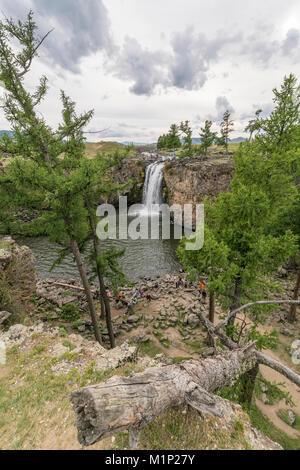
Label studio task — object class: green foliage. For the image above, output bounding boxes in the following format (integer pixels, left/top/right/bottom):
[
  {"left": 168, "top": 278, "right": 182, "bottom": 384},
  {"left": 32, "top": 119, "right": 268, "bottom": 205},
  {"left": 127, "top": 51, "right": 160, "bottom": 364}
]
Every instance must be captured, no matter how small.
[
  {"left": 255, "top": 373, "right": 294, "bottom": 406},
  {"left": 199, "top": 120, "right": 216, "bottom": 155},
  {"left": 250, "top": 405, "right": 300, "bottom": 450},
  {"left": 179, "top": 120, "right": 193, "bottom": 157},
  {"left": 157, "top": 123, "right": 181, "bottom": 150},
  {"left": 59, "top": 303, "right": 81, "bottom": 322},
  {"left": 178, "top": 75, "right": 299, "bottom": 351},
  {"left": 277, "top": 409, "right": 300, "bottom": 430},
  {"left": 255, "top": 73, "right": 300, "bottom": 151},
  {"left": 217, "top": 110, "right": 234, "bottom": 153}
]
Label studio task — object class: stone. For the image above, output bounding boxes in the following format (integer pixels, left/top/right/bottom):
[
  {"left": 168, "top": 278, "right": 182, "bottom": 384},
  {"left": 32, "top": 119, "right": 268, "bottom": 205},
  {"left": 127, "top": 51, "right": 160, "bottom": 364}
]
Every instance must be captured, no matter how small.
[
  {"left": 278, "top": 266, "right": 288, "bottom": 278},
  {"left": 287, "top": 410, "right": 296, "bottom": 426},
  {"left": 261, "top": 393, "right": 269, "bottom": 404},
  {"left": 0, "top": 237, "right": 37, "bottom": 309},
  {"left": 130, "top": 334, "right": 149, "bottom": 344},
  {"left": 202, "top": 347, "right": 215, "bottom": 358},
  {"left": 280, "top": 328, "right": 293, "bottom": 337},
  {"left": 0, "top": 311, "right": 12, "bottom": 326},
  {"left": 50, "top": 343, "right": 69, "bottom": 358},
  {"left": 127, "top": 315, "right": 140, "bottom": 324},
  {"left": 95, "top": 342, "right": 137, "bottom": 371},
  {"left": 186, "top": 314, "right": 200, "bottom": 327}
]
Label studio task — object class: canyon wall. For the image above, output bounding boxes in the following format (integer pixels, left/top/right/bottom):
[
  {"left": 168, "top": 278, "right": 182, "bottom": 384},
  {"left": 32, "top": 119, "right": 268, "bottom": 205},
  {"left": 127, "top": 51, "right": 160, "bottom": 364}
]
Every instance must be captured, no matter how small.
[{"left": 163, "top": 156, "right": 234, "bottom": 211}]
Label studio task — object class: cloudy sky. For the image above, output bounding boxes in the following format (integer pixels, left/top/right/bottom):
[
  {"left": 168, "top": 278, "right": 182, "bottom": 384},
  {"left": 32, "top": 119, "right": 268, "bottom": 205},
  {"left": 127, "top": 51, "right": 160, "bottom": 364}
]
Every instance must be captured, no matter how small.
[{"left": 0, "top": 0, "right": 299, "bottom": 142}]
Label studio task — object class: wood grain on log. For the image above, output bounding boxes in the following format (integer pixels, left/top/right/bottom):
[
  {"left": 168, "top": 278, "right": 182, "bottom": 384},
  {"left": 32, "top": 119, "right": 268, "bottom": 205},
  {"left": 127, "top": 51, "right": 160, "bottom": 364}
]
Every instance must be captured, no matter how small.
[{"left": 70, "top": 348, "right": 256, "bottom": 446}]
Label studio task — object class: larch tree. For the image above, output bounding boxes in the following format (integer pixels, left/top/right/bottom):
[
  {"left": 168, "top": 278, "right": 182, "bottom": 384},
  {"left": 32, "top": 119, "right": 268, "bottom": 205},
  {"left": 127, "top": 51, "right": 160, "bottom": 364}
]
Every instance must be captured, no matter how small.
[
  {"left": 0, "top": 11, "right": 122, "bottom": 347},
  {"left": 217, "top": 110, "right": 234, "bottom": 154},
  {"left": 179, "top": 120, "right": 193, "bottom": 157},
  {"left": 199, "top": 120, "right": 216, "bottom": 155}
]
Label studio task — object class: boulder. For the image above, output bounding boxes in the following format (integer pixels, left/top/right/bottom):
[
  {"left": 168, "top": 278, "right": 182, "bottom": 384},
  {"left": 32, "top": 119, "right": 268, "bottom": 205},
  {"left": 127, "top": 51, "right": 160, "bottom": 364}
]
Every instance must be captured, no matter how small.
[
  {"left": 0, "top": 237, "right": 37, "bottom": 311},
  {"left": 95, "top": 342, "right": 137, "bottom": 371},
  {"left": 186, "top": 313, "right": 200, "bottom": 327},
  {"left": 127, "top": 315, "right": 140, "bottom": 324},
  {"left": 287, "top": 410, "right": 296, "bottom": 426},
  {"left": 0, "top": 311, "right": 12, "bottom": 326}
]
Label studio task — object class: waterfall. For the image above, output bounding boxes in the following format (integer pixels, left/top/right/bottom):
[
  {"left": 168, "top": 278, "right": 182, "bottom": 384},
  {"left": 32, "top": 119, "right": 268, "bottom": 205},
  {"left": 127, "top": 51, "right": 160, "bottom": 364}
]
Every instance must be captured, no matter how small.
[{"left": 142, "top": 161, "right": 165, "bottom": 214}]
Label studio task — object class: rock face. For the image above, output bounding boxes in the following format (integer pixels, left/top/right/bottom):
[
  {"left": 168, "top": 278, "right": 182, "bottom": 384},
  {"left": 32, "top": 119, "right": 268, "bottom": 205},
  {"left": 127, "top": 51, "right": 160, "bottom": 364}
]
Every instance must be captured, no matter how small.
[
  {"left": 0, "top": 236, "right": 37, "bottom": 312},
  {"left": 95, "top": 342, "right": 137, "bottom": 371},
  {"left": 163, "top": 156, "right": 233, "bottom": 227},
  {"left": 108, "top": 154, "right": 157, "bottom": 205}
]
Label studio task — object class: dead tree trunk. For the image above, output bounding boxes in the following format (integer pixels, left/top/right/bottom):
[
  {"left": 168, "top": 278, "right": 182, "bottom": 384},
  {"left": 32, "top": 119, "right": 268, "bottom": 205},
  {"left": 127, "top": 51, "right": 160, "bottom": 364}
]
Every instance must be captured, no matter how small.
[
  {"left": 70, "top": 237, "right": 103, "bottom": 346},
  {"left": 71, "top": 347, "right": 258, "bottom": 446},
  {"left": 288, "top": 268, "right": 300, "bottom": 323}
]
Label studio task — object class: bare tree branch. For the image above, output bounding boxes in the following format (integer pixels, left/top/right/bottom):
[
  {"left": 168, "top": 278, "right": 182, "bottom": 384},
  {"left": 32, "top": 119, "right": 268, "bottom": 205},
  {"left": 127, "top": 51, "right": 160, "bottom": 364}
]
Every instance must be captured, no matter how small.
[
  {"left": 17, "top": 29, "right": 54, "bottom": 78},
  {"left": 216, "top": 300, "right": 300, "bottom": 331}
]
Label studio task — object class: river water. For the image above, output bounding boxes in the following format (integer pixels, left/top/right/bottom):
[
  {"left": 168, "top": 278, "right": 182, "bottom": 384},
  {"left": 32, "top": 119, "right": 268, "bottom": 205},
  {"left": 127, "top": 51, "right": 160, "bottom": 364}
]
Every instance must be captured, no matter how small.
[{"left": 18, "top": 157, "right": 183, "bottom": 281}]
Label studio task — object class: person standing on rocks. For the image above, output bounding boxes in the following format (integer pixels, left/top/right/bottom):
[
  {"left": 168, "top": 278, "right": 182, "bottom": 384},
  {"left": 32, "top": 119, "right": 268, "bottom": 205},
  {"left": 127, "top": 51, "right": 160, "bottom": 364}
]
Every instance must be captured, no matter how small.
[{"left": 199, "top": 281, "right": 207, "bottom": 303}]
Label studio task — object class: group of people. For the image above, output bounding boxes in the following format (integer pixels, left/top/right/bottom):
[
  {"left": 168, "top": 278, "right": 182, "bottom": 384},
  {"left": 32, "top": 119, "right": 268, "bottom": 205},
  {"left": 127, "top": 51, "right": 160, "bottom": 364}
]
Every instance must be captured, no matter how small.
[
  {"left": 114, "top": 286, "right": 154, "bottom": 313},
  {"left": 175, "top": 276, "right": 207, "bottom": 302},
  {"left": 175, "top": 277, "right": 189, "bottom": 289}
]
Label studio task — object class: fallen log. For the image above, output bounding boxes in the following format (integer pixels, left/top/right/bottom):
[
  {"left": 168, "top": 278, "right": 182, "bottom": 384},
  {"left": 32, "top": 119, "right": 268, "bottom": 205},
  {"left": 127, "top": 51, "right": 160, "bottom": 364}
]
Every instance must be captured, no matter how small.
[{"left": 71, "top": 346, "right": 257, "bottom": 446}]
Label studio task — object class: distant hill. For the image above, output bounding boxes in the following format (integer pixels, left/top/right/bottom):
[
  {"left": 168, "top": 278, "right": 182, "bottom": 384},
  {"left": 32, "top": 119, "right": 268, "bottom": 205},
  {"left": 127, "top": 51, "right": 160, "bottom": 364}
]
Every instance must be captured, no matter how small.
[
  {"left": 120, "top": 141, "right": 156, "bottom": 147},
  {"left": 230, "top": 137, "right": 247, "bottom": 143}
]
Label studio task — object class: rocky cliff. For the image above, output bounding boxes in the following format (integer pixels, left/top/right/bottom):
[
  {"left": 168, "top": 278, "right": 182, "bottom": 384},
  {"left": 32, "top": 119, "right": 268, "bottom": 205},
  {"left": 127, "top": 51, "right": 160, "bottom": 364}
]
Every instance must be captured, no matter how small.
[
  {"left": 163, "top": 155, "right": 233, "bottom": 210},
  {"left": 108, "top": 153, "right": 157, "bottom": 205},
  {"left": 109, "top": 154, "right": 234, "bottom": 217},
  {"left": 0, "top": 236, "right": 37, "bottom": 314}
]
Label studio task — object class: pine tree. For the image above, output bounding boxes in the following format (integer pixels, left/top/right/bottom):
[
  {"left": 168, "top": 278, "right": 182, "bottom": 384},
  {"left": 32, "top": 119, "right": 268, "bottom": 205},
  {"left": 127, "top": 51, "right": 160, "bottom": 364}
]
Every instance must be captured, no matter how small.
[
  {"left": 167, "top": 123, "right": 181, "bottom": 149},
  {"left": 179, "top": 120, "right": 193, "bottom": 157},
  {"left": 244, "top": 109, "right": 263, "bottom": 141},
  {"left": 258, "top": 73, "right": 300, "bottom": 150},
  {"left": 178, "top": 75, "right": 300, "bottom": 407},
  {"left": 217, "top": 110, "right": 234, "bottom": 154},
  {"left": 199, "top": 120, "right": 216, "bottom": 155}
]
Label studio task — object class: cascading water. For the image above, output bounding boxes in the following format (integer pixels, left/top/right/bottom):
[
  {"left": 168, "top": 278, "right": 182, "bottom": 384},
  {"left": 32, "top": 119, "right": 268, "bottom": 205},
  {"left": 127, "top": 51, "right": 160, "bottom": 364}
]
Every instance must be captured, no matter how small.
[{"left": 142, "top": 161, "right": 165, "bottom": 214}]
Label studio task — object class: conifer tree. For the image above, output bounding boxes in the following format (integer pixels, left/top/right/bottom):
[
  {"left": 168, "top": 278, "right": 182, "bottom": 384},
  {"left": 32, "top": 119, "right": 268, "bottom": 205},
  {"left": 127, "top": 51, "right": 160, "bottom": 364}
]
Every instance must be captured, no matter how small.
[
  {"left": 0, "top": 11, "right": 123, "bottom": 347},
  {"left": 217, "top": 110, "right": 234, "bottom": 154},
  {"left": 179, "top": 120, "right": 193, "bottom": 157},
  {"left": 199, "top": 120, "right": 216, "bottom": 155}
]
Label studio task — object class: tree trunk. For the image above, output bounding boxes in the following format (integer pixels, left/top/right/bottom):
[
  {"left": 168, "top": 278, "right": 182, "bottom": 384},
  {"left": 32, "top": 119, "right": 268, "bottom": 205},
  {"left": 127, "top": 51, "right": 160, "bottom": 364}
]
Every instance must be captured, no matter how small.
[
  {"left": 70, "top": 237, "right": 103, "bottom": 346},
  {"left": 86, "top": 204, "right": 115, "bottom": 348},
  {"left": 288, "top": 268, "right": 300, "bottom": 323},
  {"left": 71, "top": 347, "right": 257, "bottom": 446},
  {"left": 226, "top": 277, "right": 241, "bottom": 336},
  {"left": 209, "top": 292, "right": 215, "bottom": 324},
  {"left": 239, "top": 363, "right": 259, "bottom": 411}
]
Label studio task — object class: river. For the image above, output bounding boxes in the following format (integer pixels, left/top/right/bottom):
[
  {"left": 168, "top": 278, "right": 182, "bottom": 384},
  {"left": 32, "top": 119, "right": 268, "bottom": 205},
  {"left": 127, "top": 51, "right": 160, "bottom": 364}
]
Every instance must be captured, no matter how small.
[{"left": 18, "top": 156, "right": 183, "bottom": 281}]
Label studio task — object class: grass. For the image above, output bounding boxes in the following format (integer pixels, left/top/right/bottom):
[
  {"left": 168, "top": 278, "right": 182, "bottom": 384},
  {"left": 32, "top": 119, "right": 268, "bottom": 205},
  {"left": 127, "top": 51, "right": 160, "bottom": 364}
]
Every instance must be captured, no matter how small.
[
  {"left": 136, "top": 339, "right": 163, "bottom": 357},
  {"left": 84, "top": 141, "right": 121, "bottom": 159},
  {"left": 277, "top": 409, "right": 300, "bottom": 431},
  {"left": 250, "top": 404, "right": 300, "bottom": 450},
  {"left": 0, "top": 240, "right": 10, "bottom": 250},
  {"left": 0, "top": 338, "right": 143, "bottom": 450}
]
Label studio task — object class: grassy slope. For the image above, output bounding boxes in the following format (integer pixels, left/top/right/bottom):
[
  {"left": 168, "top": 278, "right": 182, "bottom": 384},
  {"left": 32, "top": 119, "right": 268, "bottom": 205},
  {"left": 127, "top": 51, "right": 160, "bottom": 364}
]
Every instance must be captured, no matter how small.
[{"left": 0, "top": 332, "right": 298, "bottom": 450}]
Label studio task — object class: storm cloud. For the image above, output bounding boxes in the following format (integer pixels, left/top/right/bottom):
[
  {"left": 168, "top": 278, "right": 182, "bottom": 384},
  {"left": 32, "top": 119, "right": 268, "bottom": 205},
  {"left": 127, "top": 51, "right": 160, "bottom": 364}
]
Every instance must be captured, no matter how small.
[
  {"left": 1, "top": 0, "right": 114, "bottom": 72},
  {"left": 111, "top": 28, "right": 242, "bottom": 95},
  {"left": 110, "top": 37, "right": 169, "bottom": 96}
]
